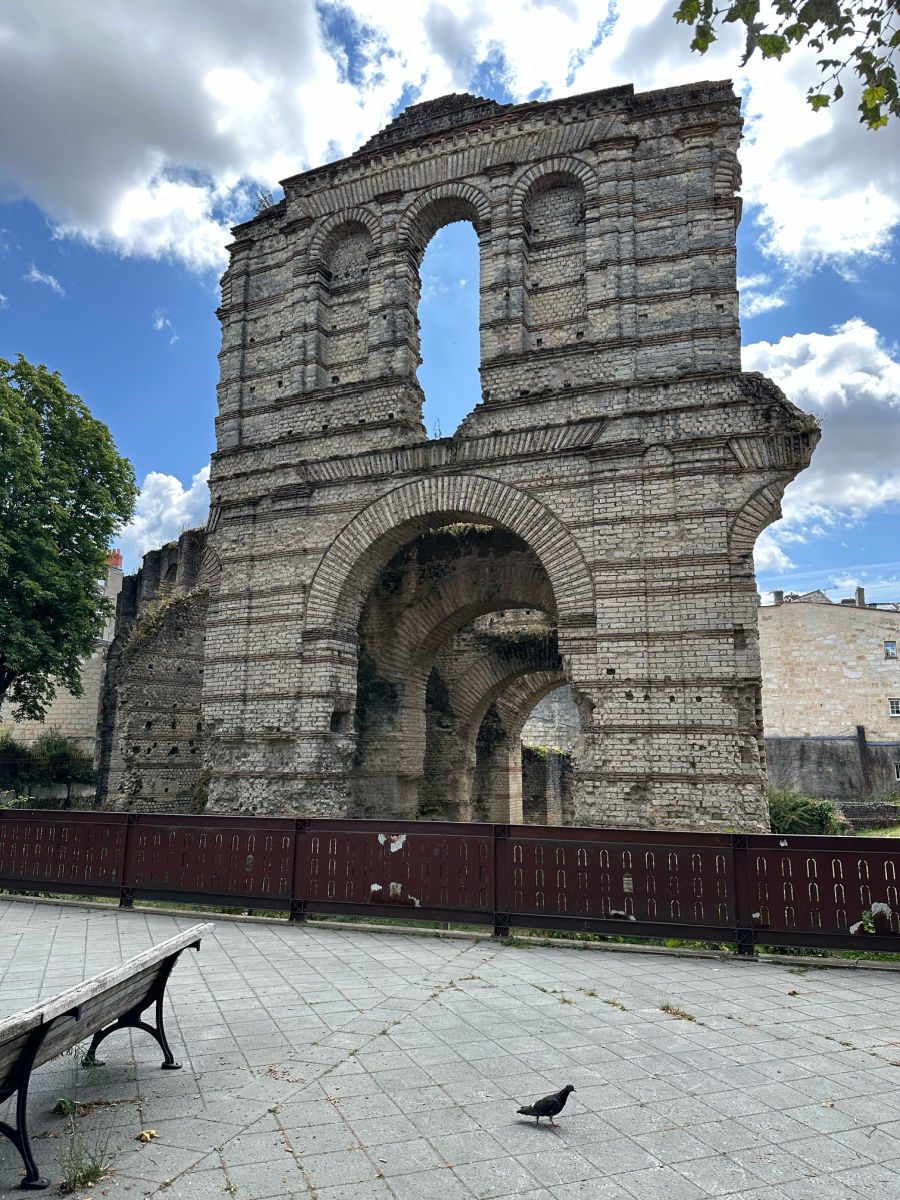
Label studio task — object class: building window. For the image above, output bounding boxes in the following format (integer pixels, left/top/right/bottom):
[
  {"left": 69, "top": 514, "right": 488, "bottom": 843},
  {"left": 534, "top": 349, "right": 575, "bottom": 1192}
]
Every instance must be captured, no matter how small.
[
  {"left": 886, "top": 641, "right": 898, "bottom": 660},
  {"left": 895, "top": 763, "right": 900, "bottom": 782},
  {"left": 891, "top": 699, "right": 900, "bottom": 717}
]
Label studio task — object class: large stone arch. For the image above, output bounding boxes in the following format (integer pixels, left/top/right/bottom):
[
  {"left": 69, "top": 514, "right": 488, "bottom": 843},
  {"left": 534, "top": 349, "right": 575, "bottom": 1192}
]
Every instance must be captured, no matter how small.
[
  {"left": 196, "top": 83, "right": 820, "bottom": 829},
  {"left": 443, "top": 636, "right": 563, "bottom": 741},
  {"left": 371, "top": 542, "right": 555, "bottom": 683},
  {"left": 397, "top": 183, "right": 492, "bottom": 257},
  {"left": 303, "top": 473, "right": 595, "bottom": 646},
  {"left": 418, "top": 627, "right": 565, "bottom": 822}
]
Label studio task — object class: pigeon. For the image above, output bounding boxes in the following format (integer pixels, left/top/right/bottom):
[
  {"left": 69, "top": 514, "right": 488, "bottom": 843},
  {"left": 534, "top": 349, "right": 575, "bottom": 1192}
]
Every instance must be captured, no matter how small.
[{"left": 516, "top": 1084, "right": 576, "bottom": 1126}]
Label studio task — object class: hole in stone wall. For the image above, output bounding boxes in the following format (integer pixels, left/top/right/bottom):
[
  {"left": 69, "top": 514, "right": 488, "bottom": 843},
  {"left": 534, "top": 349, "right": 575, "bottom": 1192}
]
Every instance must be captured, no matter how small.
[
  {"left": 417, "top": 221, "right": 480, "bottom": 440},
  {"left": 330, "top": 709, "right": 351, "bottom": 735}
]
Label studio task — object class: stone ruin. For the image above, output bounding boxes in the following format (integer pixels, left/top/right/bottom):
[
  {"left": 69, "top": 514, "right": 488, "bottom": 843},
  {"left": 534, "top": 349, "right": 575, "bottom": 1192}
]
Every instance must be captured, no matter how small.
[{"left": 97, "top": 81, "right": 818, "bottom": 830}]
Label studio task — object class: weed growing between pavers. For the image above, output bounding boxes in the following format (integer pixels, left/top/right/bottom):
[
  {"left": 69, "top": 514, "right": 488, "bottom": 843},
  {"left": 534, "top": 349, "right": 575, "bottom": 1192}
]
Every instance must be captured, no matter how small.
[
  {"left": 58, "top": 1117, "right": 113, "bottom": 1193},
  {"left": 660, "top": 1002, "right": 698, "bottom": 1022}
]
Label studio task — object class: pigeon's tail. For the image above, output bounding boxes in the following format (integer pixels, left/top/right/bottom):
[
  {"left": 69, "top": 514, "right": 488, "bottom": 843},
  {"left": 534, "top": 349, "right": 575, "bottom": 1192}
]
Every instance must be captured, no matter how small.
[{"left": 517, "top": 1105, "right": 537, "bottom": 1116}]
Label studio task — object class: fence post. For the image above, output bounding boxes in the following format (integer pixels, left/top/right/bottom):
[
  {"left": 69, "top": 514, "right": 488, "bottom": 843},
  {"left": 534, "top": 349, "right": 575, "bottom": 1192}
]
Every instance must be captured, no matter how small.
[
  {"left": 119, "top": 813, "right": 137, "bottom": 909},
  {"left": 492, "top": 824, "right": 510, "bottom": 939},
  {"left": 731, "top": 833, "right": 755, "bottom": 956},
  {"left": 289, "top": 819, "right": 309, "bottom": 923}
]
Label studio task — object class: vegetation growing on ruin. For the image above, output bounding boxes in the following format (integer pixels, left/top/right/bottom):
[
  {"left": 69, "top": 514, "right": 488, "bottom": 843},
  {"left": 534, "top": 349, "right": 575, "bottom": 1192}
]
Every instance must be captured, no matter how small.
[
  {"left": 524, "top": 743, "right": 570, "bottom": 760},
  {"left": 474, "top": 626, "right": 558, "bottom": 653},
  {"left": 126, "top": 589, "right": 201, "bottom": 650}
]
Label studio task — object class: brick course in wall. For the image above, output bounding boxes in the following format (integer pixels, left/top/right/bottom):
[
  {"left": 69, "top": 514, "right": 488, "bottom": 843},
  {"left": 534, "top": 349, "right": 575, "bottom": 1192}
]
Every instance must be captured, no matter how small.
[{"left": 100, "top": 82, "right": 819, "bottom": 830}]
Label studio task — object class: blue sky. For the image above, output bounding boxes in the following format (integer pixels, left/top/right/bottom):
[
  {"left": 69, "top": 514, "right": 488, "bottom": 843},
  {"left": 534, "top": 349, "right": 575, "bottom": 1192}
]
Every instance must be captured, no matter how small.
[{"left": 0, "top": 0, "right": 898, "bottom": 603}]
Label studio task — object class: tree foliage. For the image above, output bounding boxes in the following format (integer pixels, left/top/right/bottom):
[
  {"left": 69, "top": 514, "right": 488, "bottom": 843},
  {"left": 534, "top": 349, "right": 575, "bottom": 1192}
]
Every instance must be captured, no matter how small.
[
  {"left": 0, "top": 355, "right": 137, "bottom": 720},
  {"left": 673, "top": 1, "right": 900, "bottom": 129}
]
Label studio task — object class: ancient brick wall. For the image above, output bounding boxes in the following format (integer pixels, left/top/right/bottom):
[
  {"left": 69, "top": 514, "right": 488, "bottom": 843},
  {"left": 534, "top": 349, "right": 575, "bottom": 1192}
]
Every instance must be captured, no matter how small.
[
  {"left": 522, "top": 686, "right": 582, "bottom": 753},
  {"left": 106, "top": 82, "right": 818, "bottom": 831},
  {"left": 97, "top": 530, "right": 210, "bottom": 812}
]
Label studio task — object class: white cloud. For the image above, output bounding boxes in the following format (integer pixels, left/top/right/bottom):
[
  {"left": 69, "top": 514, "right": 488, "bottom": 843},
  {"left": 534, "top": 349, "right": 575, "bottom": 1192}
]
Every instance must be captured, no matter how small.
[
  {"left": 151, "top": 306, "right": 179, "bottom": 345},
  {"left": 0, "top": 2, "right": 896, "bottom": 275},
  {"left": 738, "top": 273, "right": 788, "bottom": 320},
  {"left": 0, "top": 292, "right": 8, "bottom": 308},
  {"left": 118, "top": 464, "right": 210, "bottom": 571},
  {"left": 754, "top": 529, "right": 795, "bottom": 573},
  {"left": 745, "top": 318, "right": 900, "bottom": 570},
  {"left": 23, "top": 263, "right": 64, "bottom": 295}
]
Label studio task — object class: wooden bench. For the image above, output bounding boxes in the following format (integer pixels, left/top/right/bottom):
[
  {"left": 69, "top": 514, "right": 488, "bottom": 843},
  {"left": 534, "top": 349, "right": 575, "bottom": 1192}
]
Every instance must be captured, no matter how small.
[{"left": 0, "top": 922, "right": 212, "bottom": 1190}]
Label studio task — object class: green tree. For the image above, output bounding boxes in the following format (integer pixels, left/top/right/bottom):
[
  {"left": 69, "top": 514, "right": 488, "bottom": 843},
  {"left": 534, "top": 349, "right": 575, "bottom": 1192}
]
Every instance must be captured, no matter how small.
[
  {"left": 673, "top": 1, "right": 900, "bottom": 129},
  {"left": 0, "top": 355, "right": 137, "bottom": 720}
]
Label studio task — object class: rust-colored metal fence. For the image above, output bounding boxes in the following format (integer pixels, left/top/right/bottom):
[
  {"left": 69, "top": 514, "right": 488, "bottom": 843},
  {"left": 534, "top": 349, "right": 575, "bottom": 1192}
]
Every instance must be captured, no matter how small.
[{"left": 2, "top": 810, "right": 898, "bottom": 954}]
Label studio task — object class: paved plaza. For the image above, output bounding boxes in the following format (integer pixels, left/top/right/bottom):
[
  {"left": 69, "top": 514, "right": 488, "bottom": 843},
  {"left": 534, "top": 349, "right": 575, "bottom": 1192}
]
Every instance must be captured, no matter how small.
[{"left": 2, "top": 900, "right": 900, "bottom": 1199}]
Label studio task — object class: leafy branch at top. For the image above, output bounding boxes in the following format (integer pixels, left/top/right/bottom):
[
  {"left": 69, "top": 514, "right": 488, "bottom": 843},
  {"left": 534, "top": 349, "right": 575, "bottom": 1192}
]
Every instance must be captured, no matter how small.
[{"left": 673, "top": 1, "right": 900, "bottom": 129}]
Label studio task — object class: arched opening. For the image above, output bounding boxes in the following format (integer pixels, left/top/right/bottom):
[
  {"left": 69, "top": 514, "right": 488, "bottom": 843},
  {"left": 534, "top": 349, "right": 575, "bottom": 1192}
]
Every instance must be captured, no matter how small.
[
  {"left": 319, "top": 221, "right": 373, "bottom": 387},
  {"left": 299, "top": 473, "right": 598, "bottom": 820},
  {"left": 418, "top": 614, "right": 563, "bottom": 822},
  {"left": 416, "top": 221, "right": 481, "bottom": 438},
  {"left": 520, "top": 685, "right": 582, "bottom": 825},
  {"left": 400, "top": 192, "right": 486, "bottom": 439},
  {"left": 350, "top": 524, "right": 558, "bottom": 818},
  {"left": 522, "top": 173, "right": 586, "bottom": 352}
]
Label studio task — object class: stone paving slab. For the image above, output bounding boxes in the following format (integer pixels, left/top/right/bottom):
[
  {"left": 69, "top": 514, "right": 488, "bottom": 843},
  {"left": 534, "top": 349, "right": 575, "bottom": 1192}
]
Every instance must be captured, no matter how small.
[{"left": 2, "top": 899, "right": 900, "bottom": 1199}]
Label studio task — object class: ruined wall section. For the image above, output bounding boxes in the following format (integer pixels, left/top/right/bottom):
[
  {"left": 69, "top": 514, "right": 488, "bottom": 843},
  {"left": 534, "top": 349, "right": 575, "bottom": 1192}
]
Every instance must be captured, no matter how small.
[
  {"left": 201, "top": 82, "right": 817, "bottom": 829},
  {"left": 97, "top": 529, "right": 210, "bottom": 812}
]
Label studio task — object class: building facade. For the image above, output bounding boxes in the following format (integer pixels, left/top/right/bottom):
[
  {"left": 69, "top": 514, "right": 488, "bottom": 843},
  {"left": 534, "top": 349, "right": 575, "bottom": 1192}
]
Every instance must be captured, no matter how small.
[{"left": 760, "top": 591, "right": 900, "bottom": 802}]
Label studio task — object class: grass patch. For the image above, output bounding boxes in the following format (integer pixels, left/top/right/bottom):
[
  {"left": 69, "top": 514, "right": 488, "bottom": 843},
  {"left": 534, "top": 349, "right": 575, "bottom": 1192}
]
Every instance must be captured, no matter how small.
[
  {"left": 660, "top": 1002, "right": 697, "bottom": 1021},
  {"left": 59, "top": 1126, "right": 113, "bottom": 1194}
]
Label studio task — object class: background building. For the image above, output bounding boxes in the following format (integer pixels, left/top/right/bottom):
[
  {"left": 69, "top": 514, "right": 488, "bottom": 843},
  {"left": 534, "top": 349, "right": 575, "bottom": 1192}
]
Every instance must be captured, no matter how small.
[{"left": 760, "top": 589, "right": 900, "bottom": 805}]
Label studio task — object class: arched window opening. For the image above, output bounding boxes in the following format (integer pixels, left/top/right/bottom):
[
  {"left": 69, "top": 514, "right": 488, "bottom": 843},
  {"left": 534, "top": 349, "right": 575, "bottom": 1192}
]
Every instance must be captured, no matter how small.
[
  {"left": 321, "top": 222, "right": 372, "bottom": 386},
  {"left": 416, "top": 221, "right": 481, "bottom": 439},
  {"left": 523, "top": 175, "right": 586, "bottom": 351}
]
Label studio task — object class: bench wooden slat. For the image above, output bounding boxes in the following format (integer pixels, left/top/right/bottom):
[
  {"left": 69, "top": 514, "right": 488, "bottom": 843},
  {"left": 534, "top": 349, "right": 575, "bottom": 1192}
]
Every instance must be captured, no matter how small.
[{"left": 0, "top": 922, "right": 212, "bottom": 1044}]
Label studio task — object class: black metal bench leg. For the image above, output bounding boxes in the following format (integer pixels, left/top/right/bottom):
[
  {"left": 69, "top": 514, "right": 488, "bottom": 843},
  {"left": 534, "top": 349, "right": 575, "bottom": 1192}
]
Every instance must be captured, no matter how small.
[
  {"left": 6, "top": 1077, "right": 50, "bottom": 1190},
  {"left": 0, "top": 1020, "right": 65, "bottom": 1191},
  {"left": 0, "top": 1108, "right": 50, "bottom": 1191},
  {"left": 83, "top": 953, "right": 184, "bottom": 1071}
]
